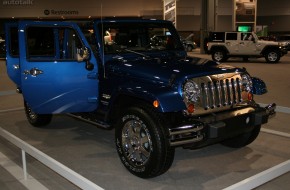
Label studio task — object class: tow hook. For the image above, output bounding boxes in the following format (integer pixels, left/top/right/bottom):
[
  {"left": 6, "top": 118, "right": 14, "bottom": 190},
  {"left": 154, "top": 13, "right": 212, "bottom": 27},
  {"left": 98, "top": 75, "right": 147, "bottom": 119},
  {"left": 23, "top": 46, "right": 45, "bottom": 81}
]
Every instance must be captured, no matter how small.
[{"left": 265, "top": 103, "right": 276, "bottom": 118}]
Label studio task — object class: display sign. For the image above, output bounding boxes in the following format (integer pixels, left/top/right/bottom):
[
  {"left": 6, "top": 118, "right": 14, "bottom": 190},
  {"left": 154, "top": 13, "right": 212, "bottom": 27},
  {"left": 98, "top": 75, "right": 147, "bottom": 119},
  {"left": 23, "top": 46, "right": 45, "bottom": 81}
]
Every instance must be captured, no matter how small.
[
  {"left": 237, "top": 25, "right": 252, "bottom": 32},
  {"left": 163, "top": 0, "right": 176, "bottom": 26}
]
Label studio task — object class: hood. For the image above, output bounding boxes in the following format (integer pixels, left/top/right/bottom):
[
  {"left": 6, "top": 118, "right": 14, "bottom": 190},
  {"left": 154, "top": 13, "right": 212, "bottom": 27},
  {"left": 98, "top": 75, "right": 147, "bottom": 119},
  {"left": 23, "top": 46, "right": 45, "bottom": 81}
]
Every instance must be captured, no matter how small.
[
  {"left": 257, "top": 40, "right": 280, "bottom": 46},
  {"left": 106, "top": 53, "right": 245, "bottom": 86}
]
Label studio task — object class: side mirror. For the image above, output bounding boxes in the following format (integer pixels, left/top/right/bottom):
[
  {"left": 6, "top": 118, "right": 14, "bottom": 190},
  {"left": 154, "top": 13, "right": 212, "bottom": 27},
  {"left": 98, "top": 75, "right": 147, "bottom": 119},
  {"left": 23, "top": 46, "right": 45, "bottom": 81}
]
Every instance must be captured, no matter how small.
[
  {"left": 77, "top": 47, "right": 94, "bottom": 71},
  {"left": 77, "top": 47, "right": 90, "bottom": 62},
  {"left": 251, "top": 77, "right": 267, "bottom": 95}
]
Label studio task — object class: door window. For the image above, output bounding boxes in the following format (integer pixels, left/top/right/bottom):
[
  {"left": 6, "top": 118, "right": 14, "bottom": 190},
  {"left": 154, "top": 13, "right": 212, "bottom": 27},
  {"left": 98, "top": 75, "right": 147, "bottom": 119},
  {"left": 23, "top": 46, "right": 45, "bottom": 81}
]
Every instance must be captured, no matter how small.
[
  {"left": 26, "top": 27, "right": 83, "bottom": 61},
  {"left": 226, "top": 33, "right": 238, "bottom": 40},
  {"left": 9, "top": 27, "right": 19, "bottom": 57}
]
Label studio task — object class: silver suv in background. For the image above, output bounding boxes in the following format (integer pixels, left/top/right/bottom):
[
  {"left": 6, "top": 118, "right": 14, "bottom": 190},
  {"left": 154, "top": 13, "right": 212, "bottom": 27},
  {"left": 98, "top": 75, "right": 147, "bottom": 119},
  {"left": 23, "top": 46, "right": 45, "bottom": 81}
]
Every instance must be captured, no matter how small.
[{"left": 207, "top": 32, "right": 288, "bottom": 63}]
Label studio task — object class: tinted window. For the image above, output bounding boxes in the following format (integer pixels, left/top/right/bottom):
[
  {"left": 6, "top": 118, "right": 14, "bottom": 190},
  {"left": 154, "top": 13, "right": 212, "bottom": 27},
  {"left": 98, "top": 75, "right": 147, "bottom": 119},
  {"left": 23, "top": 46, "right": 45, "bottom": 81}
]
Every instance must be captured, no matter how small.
[
  {"left": 226, "top": 33, "right": 237, "bottom": 40},
  {"left": 98, "top": 22, "right": 184, "bottom": 54},
  {"left": 27, "top": 27, "right": 55, "bottom": 57},
  {"left": 10, "top": 27, "right": 19, "bottom": 57},
  {"left": 26, "top": 27, "right": 83, "bottom": 61},
  {"left": 209, "top": 32, "right": 225, "bottom": 42}
]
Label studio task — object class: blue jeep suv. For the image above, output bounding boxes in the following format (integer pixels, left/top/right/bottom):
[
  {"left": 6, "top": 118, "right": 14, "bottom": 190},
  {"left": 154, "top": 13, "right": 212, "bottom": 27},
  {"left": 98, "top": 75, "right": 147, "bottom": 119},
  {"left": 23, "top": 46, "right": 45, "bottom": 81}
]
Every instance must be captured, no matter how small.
[{"left": 5, "top": 18, "right": 275, "bottom": 178}]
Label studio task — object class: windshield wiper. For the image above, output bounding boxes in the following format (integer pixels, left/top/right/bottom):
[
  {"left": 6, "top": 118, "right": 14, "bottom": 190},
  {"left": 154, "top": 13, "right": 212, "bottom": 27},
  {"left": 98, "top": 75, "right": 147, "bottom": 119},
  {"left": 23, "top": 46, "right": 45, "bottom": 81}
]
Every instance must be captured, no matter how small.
[
  {"left": 116, "top": 48, "right": 162, "bottom": 63},
  {"left": 122, "top": 48, "right": 151, "bottom": 59}
]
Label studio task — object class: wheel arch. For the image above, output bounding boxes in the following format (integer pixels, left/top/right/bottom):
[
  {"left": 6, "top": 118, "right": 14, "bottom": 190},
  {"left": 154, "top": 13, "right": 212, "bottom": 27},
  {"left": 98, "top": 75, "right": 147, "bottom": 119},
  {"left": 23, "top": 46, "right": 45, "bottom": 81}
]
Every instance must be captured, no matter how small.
[
  {"left": 209, "top": 45, "right": 229, "bottom": 54},
  {"left": 261, "top": 45, "right": 281, "bottom": 55},
  {"left": 106, "top": 85, "right": 186, "bottom": 125}
]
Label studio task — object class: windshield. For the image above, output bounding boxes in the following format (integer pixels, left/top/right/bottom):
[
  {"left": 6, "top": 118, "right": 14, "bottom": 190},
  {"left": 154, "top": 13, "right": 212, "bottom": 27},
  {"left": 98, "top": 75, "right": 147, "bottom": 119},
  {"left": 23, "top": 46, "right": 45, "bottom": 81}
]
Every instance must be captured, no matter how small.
[{"left": 98, "top": 21, "right": 184, "bottom": 55}]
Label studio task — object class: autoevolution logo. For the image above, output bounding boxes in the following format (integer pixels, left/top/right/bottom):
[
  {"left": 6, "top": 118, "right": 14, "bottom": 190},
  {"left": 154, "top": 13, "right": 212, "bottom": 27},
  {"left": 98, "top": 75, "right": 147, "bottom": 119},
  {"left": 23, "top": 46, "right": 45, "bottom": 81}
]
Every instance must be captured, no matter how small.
[
  {"left": 2, "top": 0, "right": 34, "bottom": 5},
  {"left": 44, "top": 9, "right": 79, "bottom": 16}
]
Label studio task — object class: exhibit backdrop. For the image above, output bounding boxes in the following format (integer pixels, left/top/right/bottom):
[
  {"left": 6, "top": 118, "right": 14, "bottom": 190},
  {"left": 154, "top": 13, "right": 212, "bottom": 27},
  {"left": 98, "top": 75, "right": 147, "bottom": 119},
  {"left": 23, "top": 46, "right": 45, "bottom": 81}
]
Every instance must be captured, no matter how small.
[{"left": 0, "top": 0, "right": 162, "bottom": 18}]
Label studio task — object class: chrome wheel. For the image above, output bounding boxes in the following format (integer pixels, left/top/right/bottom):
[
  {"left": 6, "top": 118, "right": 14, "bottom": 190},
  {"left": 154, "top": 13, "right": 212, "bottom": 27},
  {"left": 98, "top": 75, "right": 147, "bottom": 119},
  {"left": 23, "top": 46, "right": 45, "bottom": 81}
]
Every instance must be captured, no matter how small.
[
  {"left": 214, "top": 52, "right": 223, "bottom": 61},
  {"left": 265, "top": 50, "right": 280, "bottom": 63},
  {"left": 267, "top": 52, "right": 278, "bottom": 62},
  {"left": 122, "top": 117, "right": 152, "bottom": 166},
  {"left": 212, "top": 50, "right": 226, "bottom": 62},
  {"left": 115, "top": 105, "right": 175, "bottom": 178}
]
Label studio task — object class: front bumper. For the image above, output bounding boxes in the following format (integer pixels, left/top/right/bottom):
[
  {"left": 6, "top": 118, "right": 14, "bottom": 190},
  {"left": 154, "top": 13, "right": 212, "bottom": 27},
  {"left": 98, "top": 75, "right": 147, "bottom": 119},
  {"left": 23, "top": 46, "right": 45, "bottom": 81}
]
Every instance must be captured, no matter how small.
[{"left": 169, "top": 103, "right": 276, "bottom": 147}]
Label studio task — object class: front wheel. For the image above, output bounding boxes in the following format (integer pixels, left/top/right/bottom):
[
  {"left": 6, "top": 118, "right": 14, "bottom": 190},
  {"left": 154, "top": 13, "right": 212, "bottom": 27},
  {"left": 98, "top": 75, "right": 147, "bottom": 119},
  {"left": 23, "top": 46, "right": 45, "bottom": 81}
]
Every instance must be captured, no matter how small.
[
  {"left": 115, "top": 104, "right": 175, "bottom": 178},
  {"left": 24, "top": 101, "right": 52, "bottom": 127},
  {"left": 212, "top": 49, "right": 227, "bottom": 62},
  {"left": 221, "top": 125, "right": 261, "bottom": 148},
  {"left": 265, "top": 50, "right": 280, "bottom": 63},
  {"left": 186, "top": 45, "right": 193, "bottom": 52}
]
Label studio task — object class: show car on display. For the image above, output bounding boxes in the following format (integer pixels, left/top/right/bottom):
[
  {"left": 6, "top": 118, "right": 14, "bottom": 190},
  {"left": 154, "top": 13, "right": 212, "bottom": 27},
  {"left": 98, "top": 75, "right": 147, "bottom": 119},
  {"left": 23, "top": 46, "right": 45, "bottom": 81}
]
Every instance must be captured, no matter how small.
[
  {"left": 207, "top": 31, "right": 288, "bottom": 63},
  {"left": 5, "top": 18, "right": 276, "bottom": 178}
]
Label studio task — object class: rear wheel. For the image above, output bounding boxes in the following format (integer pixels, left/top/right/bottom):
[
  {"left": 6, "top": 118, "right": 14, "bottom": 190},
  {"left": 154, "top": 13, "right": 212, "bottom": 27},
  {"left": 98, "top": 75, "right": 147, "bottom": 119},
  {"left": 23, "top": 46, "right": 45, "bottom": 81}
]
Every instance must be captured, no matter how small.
[
  {"left": 212, "top": 49, "right": 227, "bottom": 62},
  {"left": 186, "top": 45, "right": 193, "bottom": 52},
  {"left": 24, "top": 101, "right": 52, "bottom": 127},
  {"left": 265, "top": 50, "right": 280, "bottom": 63},
  {"left": 115, "top": 104, "right": 175, "bottom": 178},
  {"left": 221, "top": 125, "right": 261, "bottom": 148}
]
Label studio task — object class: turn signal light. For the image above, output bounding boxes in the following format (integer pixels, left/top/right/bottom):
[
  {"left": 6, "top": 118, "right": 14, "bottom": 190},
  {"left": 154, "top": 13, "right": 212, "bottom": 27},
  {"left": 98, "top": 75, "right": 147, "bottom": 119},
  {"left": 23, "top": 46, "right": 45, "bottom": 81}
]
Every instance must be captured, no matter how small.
[
  {"left": 153, "top": 100, "right": 159, "bottom": 108},
  {"left": 248, "top": 93, "right": 253, "bottom": 101},
  {"left": 187, "top": 103, "right": 195, "bottom": 113}
]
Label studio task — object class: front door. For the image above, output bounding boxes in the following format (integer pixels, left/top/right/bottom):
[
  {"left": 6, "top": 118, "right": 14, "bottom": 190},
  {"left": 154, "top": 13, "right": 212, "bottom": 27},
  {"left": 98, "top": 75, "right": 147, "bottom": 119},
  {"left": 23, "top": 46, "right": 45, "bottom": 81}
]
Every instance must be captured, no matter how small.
[
  {"left": 238, "top": 32, "right": 258, "bottom": 55},
  {"left": 18, "top": 21, "right": 99, "bottom": 114}
]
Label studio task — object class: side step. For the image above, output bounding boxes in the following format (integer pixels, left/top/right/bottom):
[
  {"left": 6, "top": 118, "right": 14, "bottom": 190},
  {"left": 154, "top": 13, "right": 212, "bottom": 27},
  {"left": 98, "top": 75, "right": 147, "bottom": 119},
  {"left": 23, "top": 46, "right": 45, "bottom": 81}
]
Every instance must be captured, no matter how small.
[{"left": 67, "top": 113, "right": 112, "bottom": 129}]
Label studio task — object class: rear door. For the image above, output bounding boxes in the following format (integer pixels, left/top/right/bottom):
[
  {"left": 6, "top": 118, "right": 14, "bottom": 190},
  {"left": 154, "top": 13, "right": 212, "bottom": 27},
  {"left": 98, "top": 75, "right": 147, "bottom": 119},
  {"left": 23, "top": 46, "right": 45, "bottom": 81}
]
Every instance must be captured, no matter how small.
[
  {"left": 224, "top": 32, "right": 239, "bottom": 54},
  {"left": 18, "top": 21, "right": 99, "bottom": 114}
]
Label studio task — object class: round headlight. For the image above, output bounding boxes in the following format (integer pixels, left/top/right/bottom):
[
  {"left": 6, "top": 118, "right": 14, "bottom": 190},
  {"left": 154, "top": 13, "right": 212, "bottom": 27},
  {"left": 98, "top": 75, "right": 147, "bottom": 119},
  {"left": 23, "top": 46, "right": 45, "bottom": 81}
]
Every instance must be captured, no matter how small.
[
  {"left": 183, "top": 80, "right": 200, "bottom": 102},
  {"left": 241, "top": 74, "right": 253, "bottom": 92}
]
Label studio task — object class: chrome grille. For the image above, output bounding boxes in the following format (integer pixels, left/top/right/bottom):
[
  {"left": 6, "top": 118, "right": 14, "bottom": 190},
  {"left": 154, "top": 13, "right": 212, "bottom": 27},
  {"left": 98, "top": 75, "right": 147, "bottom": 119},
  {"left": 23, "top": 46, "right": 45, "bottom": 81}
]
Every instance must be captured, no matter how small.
[{"left": 201, "top": 77, "right": 243, "bottom": 110}]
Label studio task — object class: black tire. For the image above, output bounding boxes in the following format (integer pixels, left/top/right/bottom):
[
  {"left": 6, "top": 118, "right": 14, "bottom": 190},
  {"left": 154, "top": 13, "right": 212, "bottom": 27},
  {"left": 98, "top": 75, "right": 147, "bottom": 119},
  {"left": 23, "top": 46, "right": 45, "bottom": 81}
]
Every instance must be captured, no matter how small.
[
  {"left": 212, "top": 49, "right": 227, "bottom": 62},
  {"left": 221, "top": 125, "right": 261, "bottom": 148},
  {"left": 186, "top": 45, "right": 193, "bottom": 52},
  {"left": 24, "top": 101, "right": 52, "bottom": 127},
  {"left": 115, "top": 104, "right": 175, "bottom": 178},
  {"left": 265, "top": 50, "right": 280, "bottom": 63}
]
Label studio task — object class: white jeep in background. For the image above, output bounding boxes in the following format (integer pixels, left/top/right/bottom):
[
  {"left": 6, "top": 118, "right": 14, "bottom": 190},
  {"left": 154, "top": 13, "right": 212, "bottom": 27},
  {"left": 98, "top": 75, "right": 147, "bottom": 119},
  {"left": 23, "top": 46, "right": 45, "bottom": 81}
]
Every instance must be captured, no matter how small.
[{"left": 207, "top": 31, "right": 288, "bottom": 63}]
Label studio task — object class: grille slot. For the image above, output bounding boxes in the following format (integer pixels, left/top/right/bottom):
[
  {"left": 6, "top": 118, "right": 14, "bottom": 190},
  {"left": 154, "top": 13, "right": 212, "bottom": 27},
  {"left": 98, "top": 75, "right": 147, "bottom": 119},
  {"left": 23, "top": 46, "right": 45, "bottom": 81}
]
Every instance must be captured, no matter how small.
[{"left": 201, "top": 78, "right": 242, "bottom": 110}]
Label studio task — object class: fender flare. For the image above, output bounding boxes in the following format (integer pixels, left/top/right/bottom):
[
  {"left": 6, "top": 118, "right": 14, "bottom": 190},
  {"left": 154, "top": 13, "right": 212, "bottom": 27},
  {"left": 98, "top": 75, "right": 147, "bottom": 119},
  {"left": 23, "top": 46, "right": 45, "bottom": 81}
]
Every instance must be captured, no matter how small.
[
  {"left": 209, "top": 45, "right": 229, "bottom": 54},
  {"left": 261, "top": 45, "right": 281, "bottom": 55},
  {"left": 110, "top": 83, "right": 186, "bottom": 113}
]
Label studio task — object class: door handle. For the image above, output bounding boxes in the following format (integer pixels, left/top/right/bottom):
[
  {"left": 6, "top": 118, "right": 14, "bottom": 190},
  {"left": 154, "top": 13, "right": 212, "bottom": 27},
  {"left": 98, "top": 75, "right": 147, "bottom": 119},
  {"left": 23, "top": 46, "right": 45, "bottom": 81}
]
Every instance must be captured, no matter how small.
[{"left": 23, "top": 68, "right": 44, "bottom": 76}]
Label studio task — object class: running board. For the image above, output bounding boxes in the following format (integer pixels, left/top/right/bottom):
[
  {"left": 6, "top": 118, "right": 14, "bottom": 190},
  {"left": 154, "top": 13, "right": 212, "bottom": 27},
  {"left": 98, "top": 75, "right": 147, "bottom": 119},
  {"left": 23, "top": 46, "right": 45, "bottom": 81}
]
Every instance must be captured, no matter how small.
[{"left": 67, "top": 113, "right": 111, "bottom": 129}]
